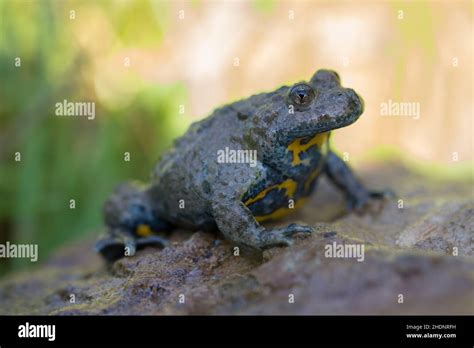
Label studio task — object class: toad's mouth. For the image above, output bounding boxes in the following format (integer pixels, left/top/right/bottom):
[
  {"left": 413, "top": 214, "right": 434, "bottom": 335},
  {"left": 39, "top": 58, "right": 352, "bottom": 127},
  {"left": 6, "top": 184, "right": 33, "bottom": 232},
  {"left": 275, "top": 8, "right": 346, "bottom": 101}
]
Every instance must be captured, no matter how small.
[
  {"left": 314, "top": 110, "right": 362, "bottom": 133},
  {"left": 283, "top": 106, "right": 364, "bottom": 140}
]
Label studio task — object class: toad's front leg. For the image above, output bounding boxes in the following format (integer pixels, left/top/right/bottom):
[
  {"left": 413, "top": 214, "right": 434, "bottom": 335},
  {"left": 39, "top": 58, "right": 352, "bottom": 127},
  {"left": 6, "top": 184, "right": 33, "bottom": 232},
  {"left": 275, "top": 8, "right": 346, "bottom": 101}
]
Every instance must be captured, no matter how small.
[
  {"left": 211, "top": 196, "right": 314, "bottom": 251},
  {"left": 324, "top": 151, "right": 393, "bottom": 212}
]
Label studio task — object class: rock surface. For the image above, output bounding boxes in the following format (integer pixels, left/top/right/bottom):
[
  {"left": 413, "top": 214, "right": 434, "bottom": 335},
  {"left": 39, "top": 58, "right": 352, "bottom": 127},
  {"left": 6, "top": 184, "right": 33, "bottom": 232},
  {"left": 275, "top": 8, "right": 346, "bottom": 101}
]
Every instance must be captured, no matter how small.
[{"left": 0, "top": 161, "right": 473, "bottom": 315}]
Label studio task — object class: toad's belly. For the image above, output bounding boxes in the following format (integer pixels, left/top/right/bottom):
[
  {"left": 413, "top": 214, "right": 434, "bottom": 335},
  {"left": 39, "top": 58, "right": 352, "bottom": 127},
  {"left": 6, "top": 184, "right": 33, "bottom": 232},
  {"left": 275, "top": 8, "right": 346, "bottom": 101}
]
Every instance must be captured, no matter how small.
[
  {"left": 243, "top": 178, "right": 305, "bottom": 223},
  {"left": 242, "top": 132, "right": 330, "bottom": 223}
]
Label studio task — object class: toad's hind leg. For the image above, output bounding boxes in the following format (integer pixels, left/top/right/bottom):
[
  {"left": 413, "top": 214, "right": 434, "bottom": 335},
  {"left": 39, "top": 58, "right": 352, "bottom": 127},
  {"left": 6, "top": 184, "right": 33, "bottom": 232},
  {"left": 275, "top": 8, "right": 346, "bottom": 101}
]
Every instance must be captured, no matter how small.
[
  {"left": 95, "top": 182, "right": 172, "bottom": 262},
  {"left": 95, "top": 228, "right": 170, "bottom": 262}
]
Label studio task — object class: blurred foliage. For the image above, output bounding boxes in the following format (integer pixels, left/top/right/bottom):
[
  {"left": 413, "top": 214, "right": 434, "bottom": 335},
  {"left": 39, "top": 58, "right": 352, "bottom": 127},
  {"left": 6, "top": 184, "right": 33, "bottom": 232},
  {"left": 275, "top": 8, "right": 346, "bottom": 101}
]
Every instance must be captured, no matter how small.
[
  {"left": 0, "top": 0, "right": 189, "bottom": 274},
  {"left": 252, "top": 0, "right": 277, "bottom": 14}
]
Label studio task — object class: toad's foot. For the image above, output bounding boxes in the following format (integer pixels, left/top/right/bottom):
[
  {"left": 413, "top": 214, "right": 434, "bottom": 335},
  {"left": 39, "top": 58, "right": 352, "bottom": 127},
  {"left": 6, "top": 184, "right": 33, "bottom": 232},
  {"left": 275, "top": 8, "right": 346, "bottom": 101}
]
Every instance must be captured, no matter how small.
[
  {"left": 259, "top": 223, "right": 314, "bottom": 249},
  {"left": 324, "top": 151, "right": 395, "bottom": 214},
  {"left": 95, "top": 229, "right": 169, "bottom": 262},
  {"left": 347, "top": 188, "right": 396, "bottom": 214}
]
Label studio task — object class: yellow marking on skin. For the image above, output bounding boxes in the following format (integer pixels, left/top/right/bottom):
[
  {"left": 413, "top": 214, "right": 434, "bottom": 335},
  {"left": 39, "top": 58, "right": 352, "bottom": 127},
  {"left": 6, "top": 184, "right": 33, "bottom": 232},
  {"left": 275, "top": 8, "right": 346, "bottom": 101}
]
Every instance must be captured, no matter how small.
[
  {"left": 301, "top": 134, "right": 330, "bottom": 192},
  {"left": 303, "top": 145, "right": 328, "bottom": 191},
  {"left": 244, "top": 179, "right": 300, "bottom": 223},
  {"left": 255, "top": 198, "right": 307, "bottom": 223},
  {"left": 244, "top": 179, "right": 297, "bottom": 207},
  {"left": 136, "top": 224, "right": 152, "bottom": 237},
  {"left": 287, "top": 132, "right": 330, "bottom": 166},
  {"left": 244, "top": 131, "right": 330, "bottom": 222}
]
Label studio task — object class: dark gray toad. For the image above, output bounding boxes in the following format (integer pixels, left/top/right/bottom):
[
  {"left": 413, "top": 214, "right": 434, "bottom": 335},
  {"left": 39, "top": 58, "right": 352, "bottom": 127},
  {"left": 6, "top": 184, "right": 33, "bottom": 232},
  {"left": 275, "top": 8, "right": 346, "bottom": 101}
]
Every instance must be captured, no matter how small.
[{"left": 96, "top": 69, "right": 390, "bottom": 261}]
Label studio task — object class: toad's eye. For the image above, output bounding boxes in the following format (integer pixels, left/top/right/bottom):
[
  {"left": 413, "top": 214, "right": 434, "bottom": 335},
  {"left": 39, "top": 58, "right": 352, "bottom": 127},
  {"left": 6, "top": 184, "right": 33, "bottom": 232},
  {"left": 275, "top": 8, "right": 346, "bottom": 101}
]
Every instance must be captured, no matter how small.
[{"left": 288, "top": 83, "right": 316, "bottom": 108}]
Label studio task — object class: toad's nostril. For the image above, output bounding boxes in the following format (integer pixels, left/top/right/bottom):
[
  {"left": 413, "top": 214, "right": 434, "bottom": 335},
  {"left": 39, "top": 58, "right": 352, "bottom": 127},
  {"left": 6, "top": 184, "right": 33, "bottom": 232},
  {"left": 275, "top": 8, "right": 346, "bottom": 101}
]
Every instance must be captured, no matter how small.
[
  {"left": 320, "top": 114, "right": 331, "bottom": 120},
  {"left": 345, "top": 88, "right": 364, "bottom": 113}
]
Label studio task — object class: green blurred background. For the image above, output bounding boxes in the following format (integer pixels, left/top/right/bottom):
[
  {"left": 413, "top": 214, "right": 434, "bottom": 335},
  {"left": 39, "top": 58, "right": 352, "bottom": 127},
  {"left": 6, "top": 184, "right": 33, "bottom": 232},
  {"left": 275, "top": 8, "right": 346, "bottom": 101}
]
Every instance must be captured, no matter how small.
[
  {"left": 0, "top": 0, "right": 192, "bottom": 274},
  {"left": 0, "top": 0, "right": 472, "bottom": 275}
]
